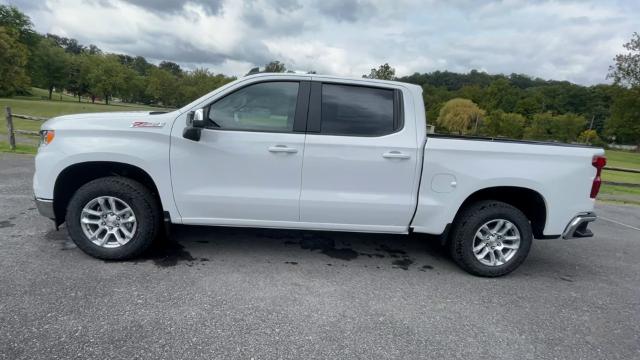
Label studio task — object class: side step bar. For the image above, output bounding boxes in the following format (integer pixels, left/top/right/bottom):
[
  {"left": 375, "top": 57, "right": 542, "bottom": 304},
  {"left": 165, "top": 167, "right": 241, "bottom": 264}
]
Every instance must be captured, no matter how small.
[{"left": 562, "top": 212, "right": 597, "bottom": 239}]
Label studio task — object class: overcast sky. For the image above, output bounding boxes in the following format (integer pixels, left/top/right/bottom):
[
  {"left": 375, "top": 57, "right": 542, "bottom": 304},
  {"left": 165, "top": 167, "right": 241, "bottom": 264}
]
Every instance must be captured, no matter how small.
[{"left": 3, "top": 0, "right": 638, "bottom": 84}]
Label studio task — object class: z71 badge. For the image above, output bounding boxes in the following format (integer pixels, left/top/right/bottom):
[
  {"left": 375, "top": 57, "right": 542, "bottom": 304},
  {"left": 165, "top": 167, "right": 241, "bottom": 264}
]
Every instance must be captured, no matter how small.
[{"left": 130, "top": 121, "right": 166, "bottom": 128}]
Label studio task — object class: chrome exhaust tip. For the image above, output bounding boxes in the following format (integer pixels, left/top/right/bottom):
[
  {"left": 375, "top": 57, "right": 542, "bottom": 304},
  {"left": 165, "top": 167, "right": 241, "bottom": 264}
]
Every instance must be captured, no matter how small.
[{"left": 562, "top": 212, "right": 597, "bottom": 239}]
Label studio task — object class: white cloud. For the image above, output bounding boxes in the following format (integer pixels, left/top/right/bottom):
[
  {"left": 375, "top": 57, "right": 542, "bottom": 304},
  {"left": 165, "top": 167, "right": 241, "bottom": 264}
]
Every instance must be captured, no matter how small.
[{"left": 2, "top": 0, "right": 638, "bottom": 84}]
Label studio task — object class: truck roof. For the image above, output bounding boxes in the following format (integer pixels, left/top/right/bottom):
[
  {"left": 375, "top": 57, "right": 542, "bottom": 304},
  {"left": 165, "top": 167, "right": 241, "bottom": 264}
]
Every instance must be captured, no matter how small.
[{"left": 241, "top": 72, "right": 423, "bottom": 92}]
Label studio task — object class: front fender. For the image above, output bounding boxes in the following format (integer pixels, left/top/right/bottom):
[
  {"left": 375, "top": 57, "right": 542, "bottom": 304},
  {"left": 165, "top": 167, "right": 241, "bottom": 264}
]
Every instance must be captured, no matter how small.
[{"left": 34, "top": 126, "right": 181, "bottom": 223}]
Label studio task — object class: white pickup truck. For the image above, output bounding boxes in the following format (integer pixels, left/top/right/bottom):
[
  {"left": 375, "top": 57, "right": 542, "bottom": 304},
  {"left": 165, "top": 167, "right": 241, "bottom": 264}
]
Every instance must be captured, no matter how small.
[{"left": 33, "top": 73, "right": 606, "bottom": 276}]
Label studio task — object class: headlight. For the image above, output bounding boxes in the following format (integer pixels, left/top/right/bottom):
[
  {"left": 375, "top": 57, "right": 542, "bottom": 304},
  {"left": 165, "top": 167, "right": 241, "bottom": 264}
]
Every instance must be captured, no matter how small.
[{"left": 39, "top": 130, "right": 55, "bottom": 146}]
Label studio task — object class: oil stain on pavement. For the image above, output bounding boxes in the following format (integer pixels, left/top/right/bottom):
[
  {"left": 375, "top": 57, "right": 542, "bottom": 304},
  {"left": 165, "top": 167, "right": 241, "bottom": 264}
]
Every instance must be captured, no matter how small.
[
  {"left": 138, "top": 239, "right": 205, "bottom": 267},
  {"left": 391, "top": 258, "right": 414, "bottom": 270},
  {"left": 42, "top": 224, "right": 431, "bottom": 271},
  {"left": 298, "top": 233, "right": 359, "bottom": 260},
  {"left": 281, "top": 231, "right": 427, "bottom": 270},
  {"left": 0, "top": 220, "right": 15, "bottom": 228}
]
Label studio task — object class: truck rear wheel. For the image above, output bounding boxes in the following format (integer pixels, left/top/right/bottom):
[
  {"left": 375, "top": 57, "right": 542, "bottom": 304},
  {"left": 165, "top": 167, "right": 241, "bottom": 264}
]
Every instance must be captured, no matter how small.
[
  {"left": 449, "top": 200, "right": 532, "bottom": 277},
  {"left": 66, "top": 177, "right": 161, "bottom": 260}
]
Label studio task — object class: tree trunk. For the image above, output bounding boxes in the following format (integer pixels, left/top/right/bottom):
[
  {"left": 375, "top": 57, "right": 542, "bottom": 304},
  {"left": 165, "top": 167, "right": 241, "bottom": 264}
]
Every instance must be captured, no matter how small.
[
  {"left": 91, "top": 95, "right": 95, "bottom": 104},
  {"left": 48, "top": 86, "right": 53, "bottom": 100},
  {"left": 105, "top": 94, "right": 109, "bottom": 105}
]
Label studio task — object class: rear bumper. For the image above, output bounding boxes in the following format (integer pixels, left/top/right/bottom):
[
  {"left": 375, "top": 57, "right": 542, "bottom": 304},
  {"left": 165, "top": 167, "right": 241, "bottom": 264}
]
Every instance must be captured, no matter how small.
[
  {"left": 35, "top": 197, "right": 55, "bottom": 220},
  {"left": 562, "top": 212, "right": 597, "bottom": 239}
]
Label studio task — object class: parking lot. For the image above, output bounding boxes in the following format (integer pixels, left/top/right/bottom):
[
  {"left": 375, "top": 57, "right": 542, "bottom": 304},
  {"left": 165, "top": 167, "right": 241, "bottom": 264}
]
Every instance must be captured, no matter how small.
[{"left": 1, "top": 153, "right": 639, "bottom": 359}]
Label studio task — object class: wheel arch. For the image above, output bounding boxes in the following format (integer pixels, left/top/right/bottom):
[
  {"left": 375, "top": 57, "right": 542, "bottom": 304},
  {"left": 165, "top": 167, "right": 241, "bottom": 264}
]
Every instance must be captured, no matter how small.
[
  {"left": 53, "top": 161, "right": 162, "bottom": 226},
  {"left": 453, "top": 186, "right": 548, "bottom": 239}
]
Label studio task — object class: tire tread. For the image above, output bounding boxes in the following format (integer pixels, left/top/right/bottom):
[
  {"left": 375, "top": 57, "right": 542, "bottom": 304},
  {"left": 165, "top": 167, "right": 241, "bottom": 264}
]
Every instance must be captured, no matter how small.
[
  {"left": 65, "top": 176, "right": 160, "bottom": 260},
  {"left": 449, "top": 200, "right": 532, "bottom": 277}
]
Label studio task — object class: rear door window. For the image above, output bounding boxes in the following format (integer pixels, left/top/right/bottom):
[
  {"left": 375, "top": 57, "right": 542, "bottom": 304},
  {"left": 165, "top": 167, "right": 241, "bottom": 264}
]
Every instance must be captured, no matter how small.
[{"left": 320, "top": 84, "right": 396, "bottom": 136}]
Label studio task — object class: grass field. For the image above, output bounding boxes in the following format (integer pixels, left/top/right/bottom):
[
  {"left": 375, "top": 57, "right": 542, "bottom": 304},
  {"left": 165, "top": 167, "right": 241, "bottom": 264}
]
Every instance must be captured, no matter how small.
[
  {"left": 601, "top": 150, "right": 640, "bottom": 185},
  {"left": 601, "top": 169, "right": 640, "bottom": 185},
  {"left": 604, "top": 149, "right": 640, "bottom": 169},
  {"left": 601, "top": 184, "right": 640, "bottom": 196},
  {"left": 0, "top": 141, "right": 37, "bottom": 154},
  {"left": 598, "top": 150, "right": 640, "bottom": 204},
  {"left": 0, "top": 88, "right": 170, "bottom": 146},
  {"left": 1, "top": 94, "right": 165, "bottom": 119},
  {"left": 14, "top": 87, "right": 81, "bottom": 102}
]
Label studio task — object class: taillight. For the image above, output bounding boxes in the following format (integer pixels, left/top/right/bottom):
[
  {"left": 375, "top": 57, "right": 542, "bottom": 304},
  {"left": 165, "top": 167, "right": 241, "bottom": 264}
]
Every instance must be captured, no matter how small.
[{"left": 590, "top": 155, "right": 606, "bottom": 199}]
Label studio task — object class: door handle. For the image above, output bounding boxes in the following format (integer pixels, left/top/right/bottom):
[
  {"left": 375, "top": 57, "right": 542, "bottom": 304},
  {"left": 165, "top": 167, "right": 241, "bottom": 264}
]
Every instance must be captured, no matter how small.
[
  {"left": 269, "top": 145, "right": 298, "bottom": 153},
  {"left": 382, "top": 151, "right": 410, "bottom": 159}
]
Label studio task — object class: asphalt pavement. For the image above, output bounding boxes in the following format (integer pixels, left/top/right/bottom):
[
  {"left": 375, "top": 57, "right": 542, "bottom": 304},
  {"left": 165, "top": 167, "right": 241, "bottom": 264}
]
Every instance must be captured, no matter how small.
[{"left": 1, "top": 153, "right": 639, "bottom": 359}]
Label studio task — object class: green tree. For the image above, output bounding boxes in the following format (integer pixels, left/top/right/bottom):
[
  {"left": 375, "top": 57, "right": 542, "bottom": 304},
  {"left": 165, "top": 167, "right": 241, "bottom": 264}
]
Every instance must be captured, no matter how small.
[
  {"left": 524, "top": 113, "right": 554, "bottom": 140},
  {"left": 524, "top": 113, "right": 585, "bottom": 143},
  {"left": 116, "top": 66, "right": 140, "bottom": 103},
  {"left": 583, "top": 84, "right": 615, "bottom": 135},
  {"left": 608, "top": 32, "right": 640, "bottom": 88},
  {"left": 129, "top": 75, "right": 152, "bottom": 104},
  {"left": 65, "top": 54, "right": 92, "bottom": 102},
  {"left": 513, "top": 95, "right": 543, "bottom": 118},
  {"left": 455, "top": 84, "right": 484, "bottom": 105},
  {"left": 605, "top": 88, "right": 640, "bottom": 147},
  {"left": 363, "top": 63, "right": 395, "bottom": 80},
  {"left": 422, "top": 84, "right": 454, "bottom": 129},
  {"left": 481, "top": 111, "right": 526, "bottom": 139},
  {"left": 87, "top": 55, "right": 127, "bottom": 105},
  {"left": 146, "top": 68, "right": 178, "bottom": 106},
  {"left": 550, "top": 113, "right": 585, "bottom": 143},
  {"left": 437, "top": 98, "right": 485, "bottom": 135},
  {"left": 0, "top": 26, "right": 30, "bottom": 96},
  {"left": 263, "top": 60, "right": 286, "bottom": 73},
  {"left": 0, "top": 5, "right": 38, "bottom": 46},
  {"left": 46, "top": 33, "right": 85, "bottom": 54},
  {"left": 131, "top": 56, "right": 154, "bottom": 76},
  {"left": 178, "top": 68, "right": 235, "bottom": 106},
  {"left": 31, "top": 38, "right": 69, "bottom": 99},
  {"left": 577, "top": 130, "right": 603, "bottom": 146},
  {"left": 87, "top": 44, "right": 102, "bottom": 55},
  {"left": 481, "top": 78, "right": 520, "bottom": 113},
  {"left": 159, "top": 60, "right": 182, "bottom": 76}
]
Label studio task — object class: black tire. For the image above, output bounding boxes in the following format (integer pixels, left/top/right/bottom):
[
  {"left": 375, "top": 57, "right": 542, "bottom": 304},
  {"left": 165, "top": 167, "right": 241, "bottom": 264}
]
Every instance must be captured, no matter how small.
[
  {"left": 66, "top": 177, "right": 161, "bottom": 260},
  {"left": 449, "top": 200, "right": 532, "bottom": 277}
]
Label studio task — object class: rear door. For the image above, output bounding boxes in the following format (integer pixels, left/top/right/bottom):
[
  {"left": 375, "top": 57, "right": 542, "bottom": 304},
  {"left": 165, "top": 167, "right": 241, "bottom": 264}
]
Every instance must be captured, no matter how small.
[{"left": 299, "top": 80, "right": 420, "bottom": 232}]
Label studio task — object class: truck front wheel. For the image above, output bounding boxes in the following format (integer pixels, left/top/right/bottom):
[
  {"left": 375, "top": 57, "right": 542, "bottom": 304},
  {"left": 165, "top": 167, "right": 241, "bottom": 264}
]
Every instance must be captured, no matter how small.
[
  {"left": 66, "top": 177, "right": 161, "bottom": 260},
  {"left": 449, "top": 200, "right": 532, "bottom": 277}
]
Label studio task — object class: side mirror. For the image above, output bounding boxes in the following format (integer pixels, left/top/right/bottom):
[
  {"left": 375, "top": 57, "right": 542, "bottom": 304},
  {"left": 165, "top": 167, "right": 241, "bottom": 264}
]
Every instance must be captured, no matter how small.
[{"left": 183, "top": 108, "right": 206, "bottom": 141}]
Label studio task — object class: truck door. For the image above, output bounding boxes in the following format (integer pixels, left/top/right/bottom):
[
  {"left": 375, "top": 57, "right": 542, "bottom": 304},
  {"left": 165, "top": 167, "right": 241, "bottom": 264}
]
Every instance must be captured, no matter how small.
[
  {"left": 170, "top": 80, "right": 310, "bottom": 225},
  {"left": 299, "top": 81, "right": 420, "bottom": 232}
]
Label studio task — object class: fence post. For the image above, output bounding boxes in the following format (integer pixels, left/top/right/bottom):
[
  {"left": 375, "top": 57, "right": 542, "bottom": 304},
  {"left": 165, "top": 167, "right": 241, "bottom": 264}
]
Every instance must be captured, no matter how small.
[{"left": 5, "top": 107, "right": 16, "bottom": 151}]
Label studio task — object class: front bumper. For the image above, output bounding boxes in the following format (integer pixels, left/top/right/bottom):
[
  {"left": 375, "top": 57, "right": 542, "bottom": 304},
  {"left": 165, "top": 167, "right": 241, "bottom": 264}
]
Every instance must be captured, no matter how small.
[
  {"left": 562, "top": 212, "right": 597, "bottom": 239},
  {"left": 35, "top": 197, "right": 55, "bottom": 220}
]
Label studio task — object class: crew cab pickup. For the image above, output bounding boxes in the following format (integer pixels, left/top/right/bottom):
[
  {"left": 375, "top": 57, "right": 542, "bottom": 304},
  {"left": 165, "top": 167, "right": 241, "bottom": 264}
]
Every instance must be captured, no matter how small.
[{"left": 33, "top": 73, "right": 606, "bottom": 276}]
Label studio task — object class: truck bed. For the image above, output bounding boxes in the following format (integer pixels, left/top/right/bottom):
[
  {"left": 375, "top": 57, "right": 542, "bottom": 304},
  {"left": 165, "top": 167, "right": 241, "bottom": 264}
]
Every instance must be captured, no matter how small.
[{"left": 411, "top": 135, "right": 604, "bottom": 237}]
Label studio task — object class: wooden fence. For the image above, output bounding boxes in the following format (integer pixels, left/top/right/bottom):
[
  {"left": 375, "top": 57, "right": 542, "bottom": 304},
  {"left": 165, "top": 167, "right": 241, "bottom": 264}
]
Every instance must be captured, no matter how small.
[
  {"left": 4, "top": 106, "right": 48, "bottom": 150},
  {"left": 604, "top": 166, "right": 640, "bottom": 174}
]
